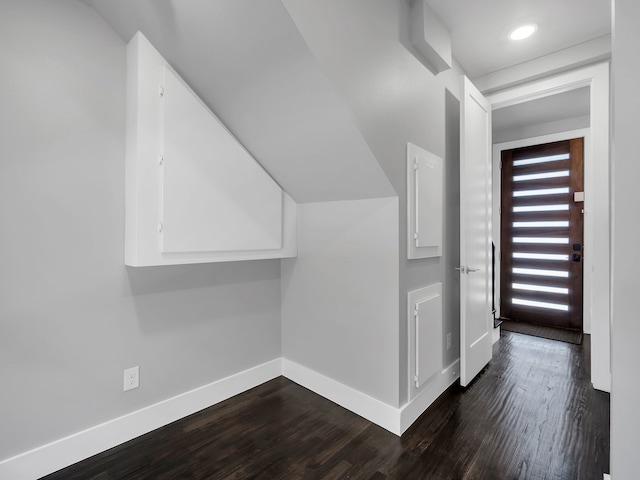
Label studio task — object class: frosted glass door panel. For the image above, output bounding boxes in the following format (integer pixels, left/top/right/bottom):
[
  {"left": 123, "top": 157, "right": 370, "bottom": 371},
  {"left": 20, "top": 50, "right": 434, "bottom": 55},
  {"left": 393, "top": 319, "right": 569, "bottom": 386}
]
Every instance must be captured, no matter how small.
[{"left": 161, "top": 66, "right": 282, "bottom": 253}]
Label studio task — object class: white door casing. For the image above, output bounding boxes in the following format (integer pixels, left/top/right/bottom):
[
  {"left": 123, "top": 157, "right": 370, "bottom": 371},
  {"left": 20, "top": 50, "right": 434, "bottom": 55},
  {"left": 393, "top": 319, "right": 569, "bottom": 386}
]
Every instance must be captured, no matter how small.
[
  {"left": 486, "top": 62, "right": 610, "bottom": 392},
  {"left": 460, "top": 76, "right": 492, "bottom": 387}
]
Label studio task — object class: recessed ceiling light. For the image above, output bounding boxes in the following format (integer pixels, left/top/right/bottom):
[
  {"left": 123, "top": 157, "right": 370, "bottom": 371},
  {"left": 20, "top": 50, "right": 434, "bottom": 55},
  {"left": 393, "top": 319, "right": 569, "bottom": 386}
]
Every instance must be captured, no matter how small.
[{"left": 509, "top": 24, "right": 537, "bottom": 41}]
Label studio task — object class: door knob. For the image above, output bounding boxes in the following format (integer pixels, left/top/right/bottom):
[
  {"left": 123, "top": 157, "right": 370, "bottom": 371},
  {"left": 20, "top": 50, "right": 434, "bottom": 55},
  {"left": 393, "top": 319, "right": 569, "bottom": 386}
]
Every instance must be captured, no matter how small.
[
  {"left": 455, "top": 266, "right": 466, "bottom": 273},
  {"left": 467, "top": 267, "right": 480, "bottom": 273}
]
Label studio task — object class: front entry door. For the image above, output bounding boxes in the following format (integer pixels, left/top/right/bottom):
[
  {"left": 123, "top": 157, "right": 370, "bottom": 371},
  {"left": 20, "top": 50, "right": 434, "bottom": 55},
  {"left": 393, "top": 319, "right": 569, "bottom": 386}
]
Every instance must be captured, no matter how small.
[
  {"left": 460, "top": 77, "right": 492, "bottom": 387},
  {"left": 500, "top": 139, "right": 584, "bottom": 330}
]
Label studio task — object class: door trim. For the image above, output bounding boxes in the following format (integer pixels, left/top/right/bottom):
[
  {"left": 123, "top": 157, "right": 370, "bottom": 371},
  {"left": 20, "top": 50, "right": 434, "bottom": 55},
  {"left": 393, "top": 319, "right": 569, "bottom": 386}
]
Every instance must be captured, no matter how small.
[{"left": 486, "top": 61, "right": 610, "bottom": 392}]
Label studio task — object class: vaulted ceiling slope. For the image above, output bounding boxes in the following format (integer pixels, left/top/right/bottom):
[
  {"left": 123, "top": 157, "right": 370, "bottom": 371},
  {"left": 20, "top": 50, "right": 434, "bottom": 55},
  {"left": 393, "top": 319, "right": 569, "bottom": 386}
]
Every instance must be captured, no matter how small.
[{"left": 83, "top": 0, "right": 395, "bottom": 203}]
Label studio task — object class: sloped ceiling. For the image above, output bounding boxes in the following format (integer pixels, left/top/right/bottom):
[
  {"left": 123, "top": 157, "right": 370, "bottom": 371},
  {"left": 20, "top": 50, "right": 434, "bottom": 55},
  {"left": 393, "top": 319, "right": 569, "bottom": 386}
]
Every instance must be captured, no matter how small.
[{"left": 83, "top": 0, "right": 395, "bottom": 203}]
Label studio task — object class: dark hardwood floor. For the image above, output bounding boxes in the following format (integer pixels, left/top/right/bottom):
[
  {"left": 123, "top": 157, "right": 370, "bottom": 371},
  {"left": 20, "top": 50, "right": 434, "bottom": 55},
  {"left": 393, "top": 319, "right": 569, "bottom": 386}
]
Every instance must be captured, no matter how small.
[{"left": 42, "top": 331, "right": 610, "bottom": 480}]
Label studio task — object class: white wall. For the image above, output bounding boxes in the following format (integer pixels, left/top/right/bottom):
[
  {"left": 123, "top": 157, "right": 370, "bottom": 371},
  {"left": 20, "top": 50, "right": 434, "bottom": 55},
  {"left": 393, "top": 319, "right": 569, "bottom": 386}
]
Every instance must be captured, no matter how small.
[
  {"left": 0, "top": 0, "right": 281, "bottom": 461},
  {"left": 611, "top": 0, "right": 640, "bottom": 477},
  {"left": 281, "top": 198, "right": 399, "bottom": 406},
  {"left": 282, "top": 0, "right": 464, "bottom": 406},
  {"left": 0, "top": 0, "right": 473, "bottom": 467},
  {"left": 493, "top": 115, "right": 590, "bottom": 144}
]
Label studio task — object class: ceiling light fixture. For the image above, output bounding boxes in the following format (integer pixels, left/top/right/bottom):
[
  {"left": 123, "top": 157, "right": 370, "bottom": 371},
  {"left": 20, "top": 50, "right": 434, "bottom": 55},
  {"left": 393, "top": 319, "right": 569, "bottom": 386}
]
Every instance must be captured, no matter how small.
[{"left": 509, "top": 24, "right": 537, "bottom": 41}]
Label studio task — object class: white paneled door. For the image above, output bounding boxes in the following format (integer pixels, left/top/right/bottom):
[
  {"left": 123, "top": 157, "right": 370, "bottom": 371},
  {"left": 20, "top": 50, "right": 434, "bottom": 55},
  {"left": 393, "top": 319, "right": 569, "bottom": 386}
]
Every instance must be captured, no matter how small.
[{"left": 459, "top": 77, "right": 492, "bottom": 387}]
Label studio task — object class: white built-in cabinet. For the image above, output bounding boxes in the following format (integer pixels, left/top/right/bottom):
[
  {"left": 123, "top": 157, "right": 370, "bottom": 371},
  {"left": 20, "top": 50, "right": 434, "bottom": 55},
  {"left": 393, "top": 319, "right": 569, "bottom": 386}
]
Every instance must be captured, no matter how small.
[
  {"left": 408, "top": 284, "right": 443, "bottom": 390},
  {"left": 125, "top": 32, "right": 296, "bottom": 266},
  {"left": 406, "top": 143, "right": 443, "bottom": 259}
]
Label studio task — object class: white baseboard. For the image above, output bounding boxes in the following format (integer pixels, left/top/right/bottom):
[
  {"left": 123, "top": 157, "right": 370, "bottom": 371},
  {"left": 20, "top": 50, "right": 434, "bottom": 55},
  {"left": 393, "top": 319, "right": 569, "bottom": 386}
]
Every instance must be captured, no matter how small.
[
  {"left": 1, "top": 357, "right": 456, "bottom": 479},
  {"left": 604, "top": 474, "right": 611, "bottom": 480},
  {"left": 593, "top": 372, "right": 611, "bottom": 393},
  {"left": 281, "top": 359, "right": 402, "bottom": 435},
  {"left": 399, "top": 360, "right": 459, "bottom": 434},
  {"left": 0, "top": 358, "right": 282, "bottom": 480}
]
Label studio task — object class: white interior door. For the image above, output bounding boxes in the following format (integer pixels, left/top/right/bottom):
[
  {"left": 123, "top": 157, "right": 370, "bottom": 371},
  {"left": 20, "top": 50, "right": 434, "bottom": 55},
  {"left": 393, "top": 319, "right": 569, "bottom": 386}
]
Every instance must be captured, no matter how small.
[{"left": 460, "top": 76, "right": 492, "bottom": 387}]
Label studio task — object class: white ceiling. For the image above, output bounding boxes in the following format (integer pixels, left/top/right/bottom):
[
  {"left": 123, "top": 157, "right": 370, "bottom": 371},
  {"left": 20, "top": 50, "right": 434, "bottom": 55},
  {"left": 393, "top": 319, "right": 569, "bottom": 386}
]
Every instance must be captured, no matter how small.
[{"left": 426, "top": 0, "right": 611, "bottom": 78}]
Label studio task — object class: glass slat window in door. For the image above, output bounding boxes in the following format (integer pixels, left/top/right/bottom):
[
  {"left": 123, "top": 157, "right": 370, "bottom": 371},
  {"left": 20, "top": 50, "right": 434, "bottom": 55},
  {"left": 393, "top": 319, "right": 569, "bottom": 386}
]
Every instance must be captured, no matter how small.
[
  {"left": 512, "top": 153, "right": 570, "bottom": 167},
  {"left": 512, "top": 267, "right": 569, "bottom": 278},
  {"left": 513, "top": 187, "right": 570, "bottom": 197},
  {"left": 512, "top": 298, "right": 569, "bottom": 311},
  {"left": 513, "top": 170, "right": 570, "bottom": 182},
  {"left": 513, "top": 204, "right": 570, "bottom": 213},
  {"left": 513, "top": 252, "right": 570, "bottom": 261},
  {"left": 512, "top": 283, "right": 569, "bottom": 294},
  {"left": 513, "top": 221, "right": 570, "bottom": 228},
  {"left": 513, "top": 237, "right": 569, "bottom": 244}
]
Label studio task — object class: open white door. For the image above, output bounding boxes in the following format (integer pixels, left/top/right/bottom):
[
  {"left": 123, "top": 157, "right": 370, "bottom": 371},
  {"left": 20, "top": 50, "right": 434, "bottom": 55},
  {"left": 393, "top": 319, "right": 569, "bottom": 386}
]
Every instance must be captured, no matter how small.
[{"left": 459, "top": 76, "right": 492, "bottom": 387}]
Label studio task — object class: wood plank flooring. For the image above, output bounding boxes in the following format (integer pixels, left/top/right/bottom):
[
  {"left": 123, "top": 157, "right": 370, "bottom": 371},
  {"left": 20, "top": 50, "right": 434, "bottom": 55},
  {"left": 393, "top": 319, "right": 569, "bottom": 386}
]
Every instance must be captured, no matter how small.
[
  {"left": 500, "top": 319, "right": 583, "bottom": 345},
  {"left": 42, "top": 331, "right": 610, "bottom": 479}
]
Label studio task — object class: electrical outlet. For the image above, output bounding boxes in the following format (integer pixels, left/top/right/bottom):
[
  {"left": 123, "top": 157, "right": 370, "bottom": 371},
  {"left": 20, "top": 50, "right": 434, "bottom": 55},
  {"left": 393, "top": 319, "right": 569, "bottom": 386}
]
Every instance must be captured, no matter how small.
[
  {"left": 124, "top": 366, "right": 139, "bottom": 391},
  {"left": 446, "top": 333, "right": 452, "bottom": 350}
]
